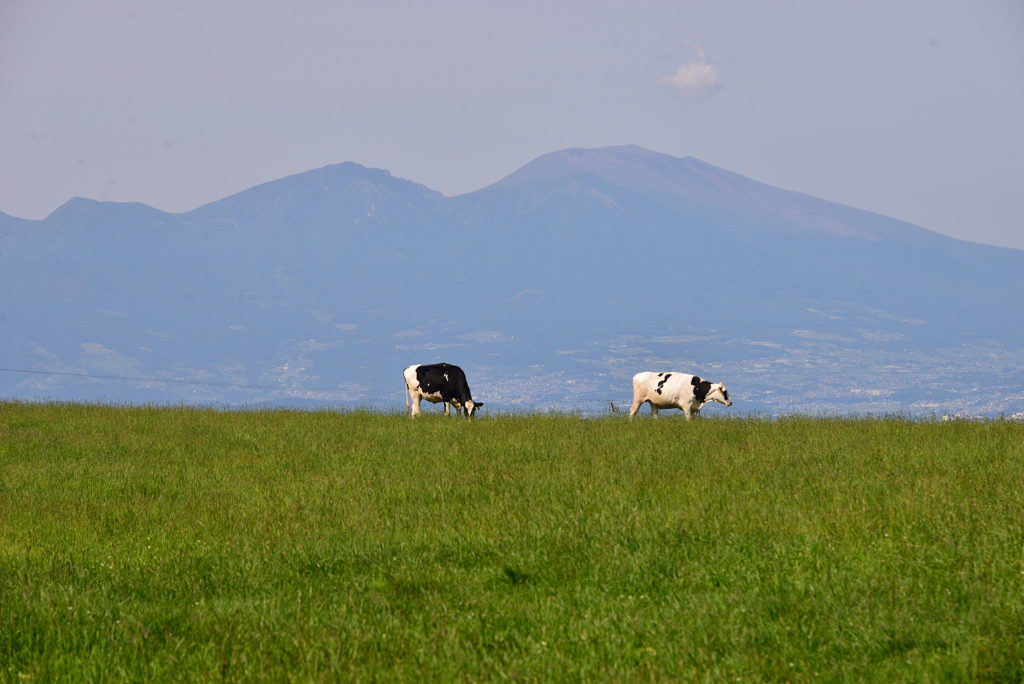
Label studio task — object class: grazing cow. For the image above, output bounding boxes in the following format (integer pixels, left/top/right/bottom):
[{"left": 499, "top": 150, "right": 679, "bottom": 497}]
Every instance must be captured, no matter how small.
[
  {"left": 404, "top": 363, "right": 483, "bottom": 418},
  {"left": 628, "top": 372, "right": 732, "bottom": 420}
]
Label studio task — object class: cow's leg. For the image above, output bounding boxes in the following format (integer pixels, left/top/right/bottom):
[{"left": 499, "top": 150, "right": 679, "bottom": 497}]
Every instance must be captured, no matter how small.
[
  {"left": 411, "top": 393, "right": 422, "bottom": 417},
  {"left": 650, "top": 404, "right": 659, "bottom": 419},
  {"left": 444, "top": 401, "right": 451, "bottom": 416},
  {"left": 628, "top": 397, "right": 645, "bottom": 420},
  {"left": 682, "top": 406, "right": 692, "bottom": 421},
  {"left": 629, "top": 385, "right": 647, "bottom": 420}
]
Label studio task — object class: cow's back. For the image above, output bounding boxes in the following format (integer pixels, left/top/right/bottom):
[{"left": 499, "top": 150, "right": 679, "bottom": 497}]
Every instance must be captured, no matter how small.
[
  {"left": 632, "top": 372, "right": 658, "bottom": 395},
  {"left": 634, "top": 371, "right": 698, "bottom": 406},
  {"left": 403, "top": 364, "right": 421, "bottom": 391},
  {"left": 416, "top": 363, "right": 457, "bottom": 394}
]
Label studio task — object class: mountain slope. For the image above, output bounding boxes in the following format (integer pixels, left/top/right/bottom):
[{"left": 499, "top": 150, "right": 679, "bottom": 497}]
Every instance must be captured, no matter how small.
[
  {"left": 467, "top": 146, "right": 1024, "bottom": 343},
  {"left": 2, "top": 147, "right": 1021, "bottom": 414}
]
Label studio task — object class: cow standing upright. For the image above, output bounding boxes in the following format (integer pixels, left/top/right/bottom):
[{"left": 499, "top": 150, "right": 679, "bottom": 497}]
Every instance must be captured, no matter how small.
[
  {"left": 404, "top": 363, "right": 483, "bottom": 418},
  {"left": 628, "top": 372, "right": 732, "bottom": 420}
]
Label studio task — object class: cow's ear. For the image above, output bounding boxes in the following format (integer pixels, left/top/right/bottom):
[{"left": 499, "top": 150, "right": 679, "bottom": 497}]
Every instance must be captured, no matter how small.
[{"left": 475, "top": 402, "right": 483, "bottom": 408}]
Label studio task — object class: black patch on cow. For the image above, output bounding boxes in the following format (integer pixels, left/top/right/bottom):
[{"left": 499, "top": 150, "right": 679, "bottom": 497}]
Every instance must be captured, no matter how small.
[
  {"left": 655, "top": 373, "right": 671, "bottom": 395},
  {"left": 415, "top": 362, "right": 476, "bottom": 407},
  {"left": 691, "top": 375, "right": 712, "bottom": 404},
  {"left": 657, "top": 373, "right": 663, "bottom": 377}
]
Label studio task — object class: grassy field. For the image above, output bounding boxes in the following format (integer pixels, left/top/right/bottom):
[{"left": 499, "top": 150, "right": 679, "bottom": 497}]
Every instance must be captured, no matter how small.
[{"left": 1, "top": 401, "right": 1023, "bottom": 682}]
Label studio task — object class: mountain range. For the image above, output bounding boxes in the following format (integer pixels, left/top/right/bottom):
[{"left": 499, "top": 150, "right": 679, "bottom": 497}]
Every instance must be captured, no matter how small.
[{"left": 2, "top": 145, "right": 1022, "bottom": 414}]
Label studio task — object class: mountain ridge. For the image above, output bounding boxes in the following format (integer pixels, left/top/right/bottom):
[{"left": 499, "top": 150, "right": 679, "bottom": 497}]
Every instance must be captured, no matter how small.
[
  {"left": 9, "top": 146, "right": 1017, "bottom": 254},
  {"left": 485, "top": 145, "right": 954, "bottom": 246}
]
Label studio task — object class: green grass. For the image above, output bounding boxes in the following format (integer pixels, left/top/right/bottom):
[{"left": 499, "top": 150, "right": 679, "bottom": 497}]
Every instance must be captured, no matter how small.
[{"left": 1, "top": 401, "right": 1023, "bottom": 682}]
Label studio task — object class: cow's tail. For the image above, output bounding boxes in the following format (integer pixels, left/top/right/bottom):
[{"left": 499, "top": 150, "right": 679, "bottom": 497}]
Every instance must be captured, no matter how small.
[{"left": 405, "top": 379, "right": 410, "bottom": 417}]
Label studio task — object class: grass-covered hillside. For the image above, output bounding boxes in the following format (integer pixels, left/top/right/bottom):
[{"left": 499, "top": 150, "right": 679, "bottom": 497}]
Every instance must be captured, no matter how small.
[{"left": 1, "top": 402, "right": 1022, "bottom": 681}]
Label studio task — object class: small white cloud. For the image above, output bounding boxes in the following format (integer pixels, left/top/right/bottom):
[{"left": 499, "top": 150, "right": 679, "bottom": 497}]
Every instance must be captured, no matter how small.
[{"left": 662, "top": 45, "right": 720, "bottom": 97}]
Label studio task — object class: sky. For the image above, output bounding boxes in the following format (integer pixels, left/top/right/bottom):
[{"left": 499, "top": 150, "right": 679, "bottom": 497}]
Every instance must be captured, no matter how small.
[{"left": 2, "top": 0, "right": 1023, "bottom": 249}]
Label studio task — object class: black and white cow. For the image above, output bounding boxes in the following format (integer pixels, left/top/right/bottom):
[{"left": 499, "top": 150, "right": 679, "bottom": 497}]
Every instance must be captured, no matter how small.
[
  {"left": 628, "top": 372, "right": 732, "bottom": 420},
  {"left": 404, "top": 363, "right": 483, "bottom": 418}
]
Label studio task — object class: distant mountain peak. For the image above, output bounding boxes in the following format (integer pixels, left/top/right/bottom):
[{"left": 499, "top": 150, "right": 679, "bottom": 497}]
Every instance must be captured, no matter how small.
[
  {"left": 485, "top": 145, "right": 921, "bottom": 242},
  {"left": 185, "top": 161, "right": 443, "bottom": 229}
]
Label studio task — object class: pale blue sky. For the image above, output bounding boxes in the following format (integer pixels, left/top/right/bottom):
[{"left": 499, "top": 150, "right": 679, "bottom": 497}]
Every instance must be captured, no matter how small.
[{"left": 2, "top": 0, "right": 1022, "bottom": 248}]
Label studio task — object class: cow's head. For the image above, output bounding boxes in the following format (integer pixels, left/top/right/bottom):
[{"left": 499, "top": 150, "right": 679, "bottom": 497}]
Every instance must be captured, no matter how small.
[
  {"left": 708, "top": 383, "right": 732, "bottom": 407},
  {"left": 464, "top": 400, "right": 483, "bottom": 417}
]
